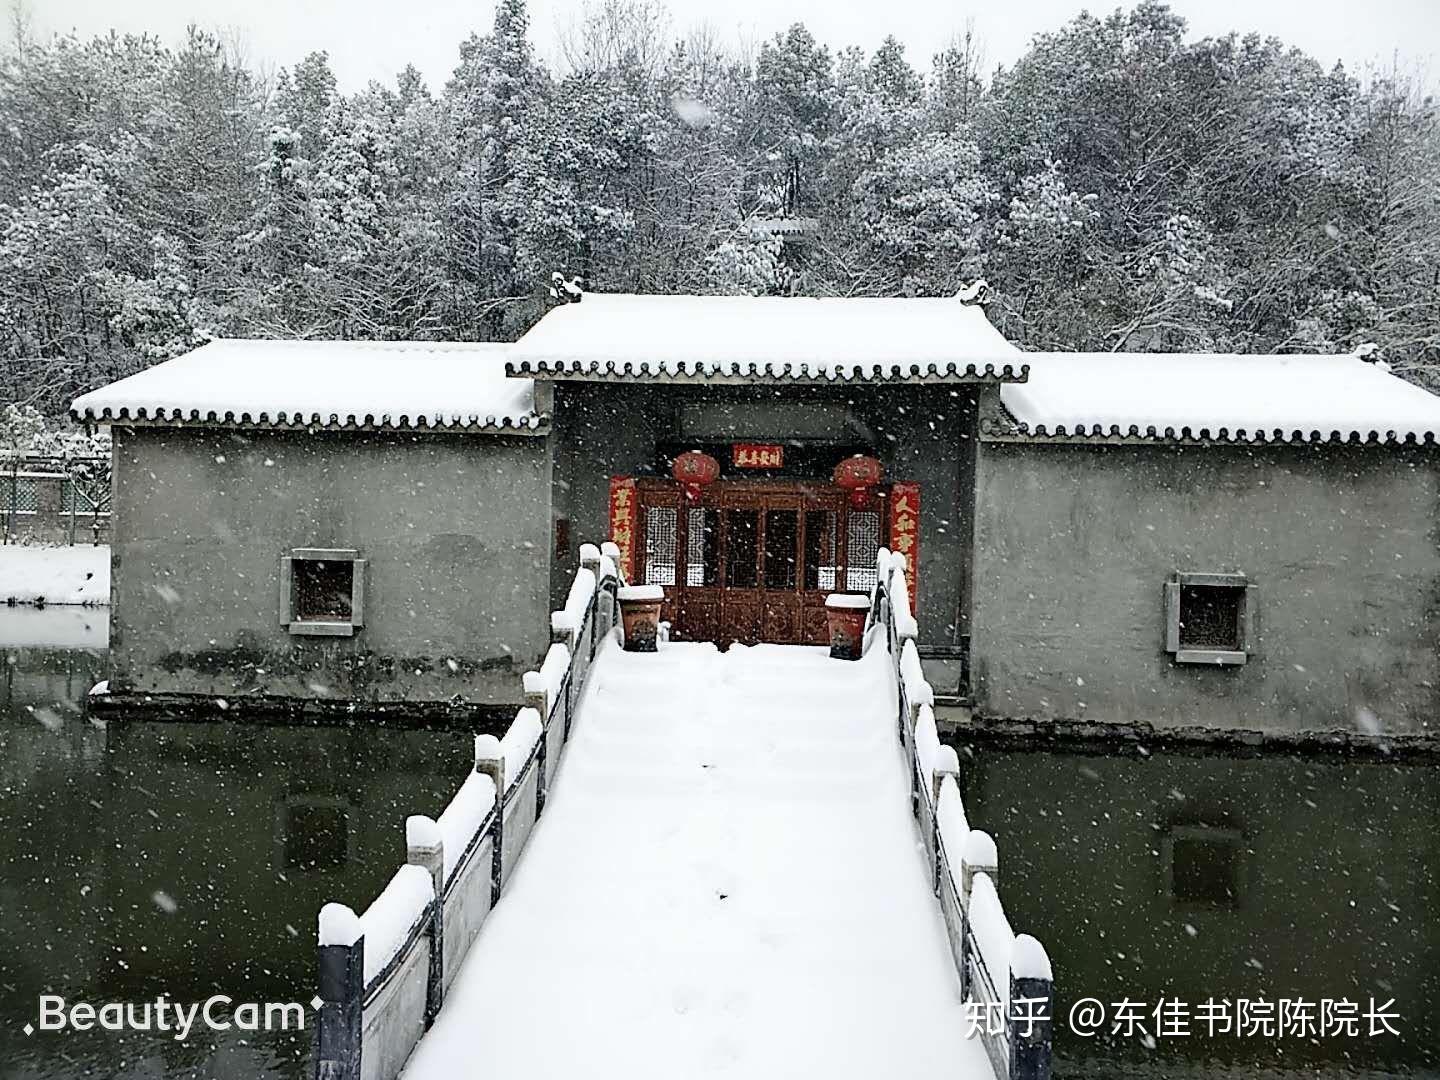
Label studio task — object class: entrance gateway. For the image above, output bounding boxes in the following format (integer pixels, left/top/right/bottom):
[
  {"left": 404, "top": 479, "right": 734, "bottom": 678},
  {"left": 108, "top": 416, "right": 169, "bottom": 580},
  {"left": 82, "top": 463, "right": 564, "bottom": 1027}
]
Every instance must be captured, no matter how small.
[{"left": 608, "top": 443, "right": 921, "bottom": 648}]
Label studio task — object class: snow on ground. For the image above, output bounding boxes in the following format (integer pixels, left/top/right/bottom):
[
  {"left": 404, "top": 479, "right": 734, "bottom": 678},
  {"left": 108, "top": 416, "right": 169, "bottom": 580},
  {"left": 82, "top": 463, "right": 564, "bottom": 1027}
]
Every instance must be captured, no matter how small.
[
  {"left": 0, "top": 545, "right": 109, "bottom": 606},
  {"left": 403, "top": 639, "right": 993, "bottom": 1080}
]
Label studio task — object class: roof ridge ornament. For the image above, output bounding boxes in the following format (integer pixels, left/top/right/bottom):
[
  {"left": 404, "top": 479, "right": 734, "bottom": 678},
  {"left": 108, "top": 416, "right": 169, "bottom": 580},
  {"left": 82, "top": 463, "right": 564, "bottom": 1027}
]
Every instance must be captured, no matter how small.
[
  {"left": 954, "top": 279, "right": 991, "bottom": 305},
  {"left": 548, "top": 272, "right": 584, "bottom": 305}
]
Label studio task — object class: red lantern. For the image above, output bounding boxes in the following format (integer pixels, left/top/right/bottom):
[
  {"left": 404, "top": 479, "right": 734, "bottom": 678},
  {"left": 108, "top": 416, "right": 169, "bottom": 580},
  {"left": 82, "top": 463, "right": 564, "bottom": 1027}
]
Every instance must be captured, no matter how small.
[
  {"left": 833, "top": 454, "right": 883, "bottom": 508},
  {"left": 672, "top": 450, "right": 720, "bottom": 502}
]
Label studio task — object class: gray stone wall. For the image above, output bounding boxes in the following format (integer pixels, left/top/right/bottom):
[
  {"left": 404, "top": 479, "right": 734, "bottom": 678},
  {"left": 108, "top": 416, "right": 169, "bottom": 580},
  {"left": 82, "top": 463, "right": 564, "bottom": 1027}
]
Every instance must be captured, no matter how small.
[
  {"left": 110, "top": 427, "right": 552, "bottom": 705},
  {"left": 969, "top": 439, "right": 1440, "bottom": 733}
]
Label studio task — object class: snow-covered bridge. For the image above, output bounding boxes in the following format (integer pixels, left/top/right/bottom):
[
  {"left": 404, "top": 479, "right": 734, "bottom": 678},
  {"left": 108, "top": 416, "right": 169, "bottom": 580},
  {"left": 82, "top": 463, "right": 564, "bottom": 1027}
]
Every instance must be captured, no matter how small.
[{"left": 311, "top": 546, "right": 1054, "bottom": 1080}]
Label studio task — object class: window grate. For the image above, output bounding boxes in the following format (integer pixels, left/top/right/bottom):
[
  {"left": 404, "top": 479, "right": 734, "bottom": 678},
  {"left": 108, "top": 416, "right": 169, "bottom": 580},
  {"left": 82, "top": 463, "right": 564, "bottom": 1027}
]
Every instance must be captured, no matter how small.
[
  {"left": 845, "top": 510, "right": 882, "bottom": 591},
  {"left": 1179, "top": 585, "right": 1243, "bottom": 650},
  {"left": 644, "top": 507, "right": 677, "bottom": 586},
  {"left": 686, "top": 507, "right": 718, "bottom": 586},
  {"left": 804, "top": 510, "right": 837, "bottom": 591},
  {"left": 293, "top": 559, "right": 354, "bottom": 622},
  {"left": 1, "top": 478, "right": 38, "bottom": 515},
  {"left": 62, "top": 479, "right": 110, "bottom": 516}
]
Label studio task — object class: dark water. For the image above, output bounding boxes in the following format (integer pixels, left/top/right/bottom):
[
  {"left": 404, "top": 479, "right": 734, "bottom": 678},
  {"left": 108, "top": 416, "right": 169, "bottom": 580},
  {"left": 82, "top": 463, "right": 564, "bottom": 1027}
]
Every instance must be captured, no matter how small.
[
  {"left": 7, "top": 615, "right": 1438, "bottom": 1080},
  {"left": 0, "top": 612, "right": 472, "bottom": 1080},
  {"left": 958, "top": 742, "right": 1440, "bottom": 1079}
]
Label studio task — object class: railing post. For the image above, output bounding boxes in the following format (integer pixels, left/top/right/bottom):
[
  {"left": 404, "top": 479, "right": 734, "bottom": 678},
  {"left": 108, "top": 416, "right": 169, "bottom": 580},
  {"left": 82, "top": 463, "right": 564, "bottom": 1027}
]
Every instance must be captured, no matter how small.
[
  {"left": 932, "top": 746, "right": 960, "bottom": 808},
  {"left": 580, "top": 545, "right": 602, "bottom": 661},
  {"left": 67, "top": 467, "right": 78, "bottom": 546},
  {"left": 522, "top": 674, "right": 547, "bottom": 724},
  {"left": 315, "top": 904, "right": 364, "bottom": 1080},
  {"left": 1008, "top": 935, "right": 1054, "bottom": 1080},
  {"left": 960, "top": 831, "right": 999, "bottom": 911},
  {"left": 406, "top": 816, "right": 445, "bottom": 1027},
  {"left": 931, "top": 746, "right": 960, "bottom": 893},
  {"left": 959, "top": 833, "right": 998, "bottom": 1000},
  {"left": 5, "top": 456, "right": 17, "bottom": 546},
  {"left": 600, "top": 540, "right": 622, "bottom": 585},
  {"left": 522, "top": 674, "right": 549, "bottom": 814},
  {"left": 474, "top": 734, "right": 505, "bottom": 905}
]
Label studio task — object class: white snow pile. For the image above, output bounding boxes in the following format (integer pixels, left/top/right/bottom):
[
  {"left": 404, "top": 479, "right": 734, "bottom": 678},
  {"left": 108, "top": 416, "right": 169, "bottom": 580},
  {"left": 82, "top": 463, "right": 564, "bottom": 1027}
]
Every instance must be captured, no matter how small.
[
  {"left": 616, "top": 583, "right": 664, "bottom": 601},
  {"left": 1011, "top": 933, "right": 1054, "bottom": 981},
  {"left": 318, "top": 902, "right": 362, "bottom": 949},
  {"left": 935, "top": 776, "right": 971, "bottom": 858},
  {"left": 914, "top": 703, "right": 957, "bottom": 792},
  {"left": 506, "top": 293, "right": 1024, "bottom": 380},
  {"left": 523, "top": 643, "right": 570, "bottom": 715},
  {"left": 499, "top": 707, "right": 543, "bottom": 785},
  {"left": 0, "top": 544, "right": 109, "bottom": 606},
  {"left": 899, "top": 639, "right": 933, "bottom": 709},
  {"left": 550, "top": 567, "right": 597, "bottom": 643},
  {"left": 1002, "top": 351, "right": 1440, "bottom": 442},
  {"left": 354, "top": 864, "right": 434, "bottom": 984},
  {"left": 406, "top": 814, "right": 443, "bottom": 854},
  {"left": 436, "top": 770, "right": 498, "bottom": 883},
  {"left": 70, "top": 339, "right": 541, "bottom": 432},
  {"left": 967, "top": 872, "right": 1014, "bottom": 995},
  {"left": 887, "top": 561, "right": 919, "bottom": 640}
]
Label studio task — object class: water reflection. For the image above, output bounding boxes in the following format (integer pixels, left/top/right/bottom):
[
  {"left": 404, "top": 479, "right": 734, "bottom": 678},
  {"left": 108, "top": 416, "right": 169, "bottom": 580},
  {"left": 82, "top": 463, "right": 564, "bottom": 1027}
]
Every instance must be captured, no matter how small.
[
  {"left": 0, "top": 614, "right": 472, "bottom": 1079},
  {"left": 958, "top": 744, "right": 1440, "bottom": 1079}
]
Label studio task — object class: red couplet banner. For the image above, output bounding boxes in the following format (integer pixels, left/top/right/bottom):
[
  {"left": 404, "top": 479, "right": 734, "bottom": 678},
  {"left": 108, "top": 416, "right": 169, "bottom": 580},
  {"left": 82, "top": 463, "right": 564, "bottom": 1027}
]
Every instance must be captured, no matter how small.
[
  {"left": 608, "top": 476, "right": 637, "bottom": 581},
  {"left": 889, "top": 481, "right": 920, "bottom": 613}
]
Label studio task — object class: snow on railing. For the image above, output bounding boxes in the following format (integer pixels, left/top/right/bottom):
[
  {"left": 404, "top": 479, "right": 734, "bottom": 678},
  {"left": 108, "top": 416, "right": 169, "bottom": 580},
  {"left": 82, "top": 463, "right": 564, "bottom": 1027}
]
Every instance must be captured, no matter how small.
[
  {"left": 870, "top": 548, "right": 1054, "bottom": 1080},
  {"left": 311, "top": 544, "right": 623, "bottom": 1080}
]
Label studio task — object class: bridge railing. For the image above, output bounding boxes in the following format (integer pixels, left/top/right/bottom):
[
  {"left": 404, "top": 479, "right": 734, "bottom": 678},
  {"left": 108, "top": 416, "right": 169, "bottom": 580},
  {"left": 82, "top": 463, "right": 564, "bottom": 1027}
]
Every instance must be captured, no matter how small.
[
  {"left": 870, "top": 548, "right": 1055, "bottom": 1080},
  {"left": 311, "top": 543, "right": 623, "bottom": 1080}
]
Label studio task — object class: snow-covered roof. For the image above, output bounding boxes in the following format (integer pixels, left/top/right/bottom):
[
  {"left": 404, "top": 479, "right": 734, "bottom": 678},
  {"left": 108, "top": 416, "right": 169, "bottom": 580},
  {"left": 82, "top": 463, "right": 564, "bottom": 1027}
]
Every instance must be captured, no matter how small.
[
  {"left": 993, "top": 352, "right": 1440, "bottom": 445},
  {"left": 505, "top": 294, "right": 1026, "bottom": 384},
  {"left": 70, "top": 339, "right": 543, "bottom": 433}
]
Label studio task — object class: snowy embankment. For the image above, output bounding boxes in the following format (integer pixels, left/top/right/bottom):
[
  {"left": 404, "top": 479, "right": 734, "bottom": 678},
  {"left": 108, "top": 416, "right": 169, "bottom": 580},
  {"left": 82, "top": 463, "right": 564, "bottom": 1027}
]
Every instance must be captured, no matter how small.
[
  {"left": 0, "top": 544, "right": 109, "bottom": 606},
  {"left": 402, "top": 639, "right": 995, "bottom": 1080},
  {"left": 0, "top": 606, "right": 109, "bottom": 649}
]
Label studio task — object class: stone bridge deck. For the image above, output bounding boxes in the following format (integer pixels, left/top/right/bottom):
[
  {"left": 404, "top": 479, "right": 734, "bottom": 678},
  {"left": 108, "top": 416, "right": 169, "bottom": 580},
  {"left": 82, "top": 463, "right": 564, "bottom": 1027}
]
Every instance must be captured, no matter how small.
[{"left": 401, "top": 640, "right": 996, "bottom": 1079}]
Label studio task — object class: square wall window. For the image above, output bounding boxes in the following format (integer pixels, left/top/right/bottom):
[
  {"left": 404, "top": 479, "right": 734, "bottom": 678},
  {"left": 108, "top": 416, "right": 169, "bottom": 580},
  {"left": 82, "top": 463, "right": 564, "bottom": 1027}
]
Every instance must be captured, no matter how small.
[
  {"left": 280, "top": 548, "right": 365, "bottom": 636},
  {"left": 1164, "top": 572, "right": 1253, "bottom": 666}
]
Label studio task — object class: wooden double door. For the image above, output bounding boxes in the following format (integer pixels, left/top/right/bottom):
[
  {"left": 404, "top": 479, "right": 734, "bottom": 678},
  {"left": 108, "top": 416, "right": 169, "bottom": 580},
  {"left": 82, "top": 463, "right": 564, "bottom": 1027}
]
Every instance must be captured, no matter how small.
[{"left": 633, "top": 479, "right": 885, "bottom": 647}]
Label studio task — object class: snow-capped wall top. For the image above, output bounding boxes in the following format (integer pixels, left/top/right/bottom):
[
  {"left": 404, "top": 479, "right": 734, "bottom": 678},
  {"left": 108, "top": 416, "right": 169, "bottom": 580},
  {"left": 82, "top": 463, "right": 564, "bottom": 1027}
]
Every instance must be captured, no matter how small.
[
  {"left": 995, "top": 352, "right": 1440, "bottom": 445},
  {"left": 505, "top": 293, "right": 1026, "bottom": 383},
  {"left": 70, "top": 339, "right": 543, "bottom": 433}
]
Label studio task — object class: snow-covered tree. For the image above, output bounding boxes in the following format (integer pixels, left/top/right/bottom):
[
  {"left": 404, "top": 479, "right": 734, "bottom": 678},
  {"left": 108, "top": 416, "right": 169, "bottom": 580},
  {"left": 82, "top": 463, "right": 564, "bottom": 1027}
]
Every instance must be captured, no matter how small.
[{"left": 1, "top": 0, "right": 1437, "bottom": 418}]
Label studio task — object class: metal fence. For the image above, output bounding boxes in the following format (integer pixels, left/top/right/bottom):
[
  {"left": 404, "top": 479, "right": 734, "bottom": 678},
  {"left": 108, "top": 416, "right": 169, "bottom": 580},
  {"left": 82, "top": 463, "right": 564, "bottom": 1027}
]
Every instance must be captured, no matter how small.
[{"left": 0, "top": 454, "right": 110, "bottom": 545}]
